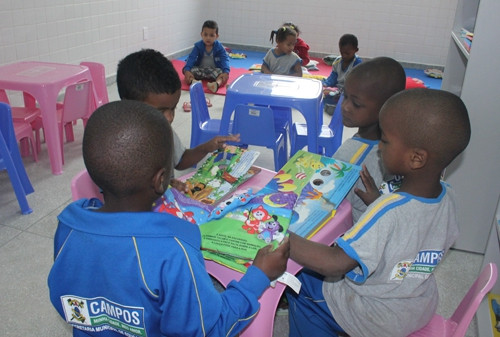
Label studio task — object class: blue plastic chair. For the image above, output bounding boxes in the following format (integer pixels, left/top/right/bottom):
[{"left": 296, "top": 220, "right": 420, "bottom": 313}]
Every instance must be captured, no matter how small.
[
  {"left": 290, "top": 94, "right": 344, "bottom": 157},
  {"left": 189, "top": 82, "right": 232, "bottom": 148},
  {"left": 232, "top": 104, "right": 287, "bottom": 171},
  {"left": 0, "top": 102, "right": 34, "bottom": 214}
]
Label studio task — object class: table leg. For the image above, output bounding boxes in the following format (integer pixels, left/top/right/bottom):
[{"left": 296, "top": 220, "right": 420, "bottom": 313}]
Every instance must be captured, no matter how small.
[{"left": 38, "top": 96, "right": 63, "bottom": 175}]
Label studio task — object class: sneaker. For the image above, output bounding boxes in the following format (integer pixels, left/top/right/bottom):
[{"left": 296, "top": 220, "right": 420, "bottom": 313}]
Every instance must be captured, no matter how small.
[{"left": 207, "top": 81, "right": 219, "bottom": 93}]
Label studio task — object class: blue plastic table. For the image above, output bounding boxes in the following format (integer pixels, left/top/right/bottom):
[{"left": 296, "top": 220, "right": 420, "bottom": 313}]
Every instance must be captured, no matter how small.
[{"left": 220, "top": 73, "right": 324, "bottom": 154}]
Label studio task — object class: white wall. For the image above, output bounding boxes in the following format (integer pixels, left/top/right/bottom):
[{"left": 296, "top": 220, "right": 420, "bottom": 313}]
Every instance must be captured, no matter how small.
[{"left": 0, "top": 0, "right": 458, "bottom": 78}]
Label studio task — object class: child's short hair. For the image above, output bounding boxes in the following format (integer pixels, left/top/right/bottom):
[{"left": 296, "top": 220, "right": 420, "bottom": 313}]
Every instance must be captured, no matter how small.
[
  {"left": 83, "top": 100, "right": 173, "bottom": 198},
  {"left": 346, "top": 56, "right": 406, "bottom": 103},
  {"left": 116, "top": 49, "right": 181, "bottom": 101},
  {"left": 202, "top": 20, "right": 219, "bottom": 34},
  {"left": 270, "top": 26, "right": 297, "bottom": 44},
  {"left": 339, "top": 34, "right": 358, "bottom": 48},
  {"left": 382, "top": 88, "right": 471, "bottom": 169}
]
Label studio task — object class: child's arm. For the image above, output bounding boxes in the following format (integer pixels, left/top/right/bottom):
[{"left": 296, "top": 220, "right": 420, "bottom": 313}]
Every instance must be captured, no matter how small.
[
  {"left": 289, "top": 232, "right": 358, "bottom": 278},
  {"left": 252, "top": 236, "right": 290, "bottom": 281},
  {"left": 290, "top": 62, "right": 303, "bottom": 77},
  {"left": 354, "top": 164, "right": 381, "bottom": 206},
  {"left": 322, "top": 69, "right": 338, "bottom": 88},
  {"left": 175, "top": 134, "right": 241, "bottom": 170},
  {"left": 261, "top": 63, "right": 272, "bottom": 74}
]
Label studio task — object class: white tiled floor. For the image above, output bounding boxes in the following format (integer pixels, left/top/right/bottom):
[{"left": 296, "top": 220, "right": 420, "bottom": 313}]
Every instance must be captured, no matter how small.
[{"left": 0, "top": 82, "right": 484, "bottom": 336}]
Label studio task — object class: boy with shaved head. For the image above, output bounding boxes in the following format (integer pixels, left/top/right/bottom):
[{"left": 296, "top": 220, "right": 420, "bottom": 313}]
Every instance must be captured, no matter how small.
[
  {"left": 287, "top": 88, "right": 471, "bottom": 337},
  {"left": 48, "top": 100, "right": 289, "bottom": 337}
]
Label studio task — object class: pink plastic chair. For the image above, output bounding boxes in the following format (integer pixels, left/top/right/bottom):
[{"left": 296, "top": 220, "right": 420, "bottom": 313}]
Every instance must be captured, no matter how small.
[
  {"left": 80, "top": 62, "right": 109, "bottom": 108},
  {"left": 408, "top": 262, "right": 498, "bottom": 337},
  {"left": 71, "top": 169, "right": 103, "bottom": 202},
  {"left": 56, "top": 80, "right": 93, "bottom": 163},
  {"left": 0, "top": 89, "right": 43, "bottom": 156}
]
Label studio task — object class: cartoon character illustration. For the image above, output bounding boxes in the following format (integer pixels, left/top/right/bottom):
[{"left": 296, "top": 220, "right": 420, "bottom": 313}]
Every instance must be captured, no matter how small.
[
  {"left": 295, "top": 154, "right": 325, "bottom": 171},
  {"left": 242, "top": 205, "right": 272, "bottom": 234},
  {"left": 257, "top": 215, "right": 284, "bottom": 243},
  {"left": 154, "top": 196, "right": 196, "bottom": 224}
]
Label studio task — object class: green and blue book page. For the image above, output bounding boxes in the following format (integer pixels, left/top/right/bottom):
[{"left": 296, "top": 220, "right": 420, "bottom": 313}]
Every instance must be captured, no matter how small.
[
  {"left": 199, "top": 190, "right": 297, "bottom": 263},
  {"left": 260, "top": 150, "right": 361, "bottom": 238}
]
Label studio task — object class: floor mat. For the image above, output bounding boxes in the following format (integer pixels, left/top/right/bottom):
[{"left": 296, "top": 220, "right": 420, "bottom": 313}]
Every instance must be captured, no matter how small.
[{"left": 176, "top": 49, "right": 442, "bottom": 90}]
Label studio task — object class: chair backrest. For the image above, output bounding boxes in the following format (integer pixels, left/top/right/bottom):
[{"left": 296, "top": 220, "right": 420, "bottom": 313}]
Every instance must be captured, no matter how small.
[
  {"left": 326, "top": 94, "right": 344, "bottom": 155},
  {"left": 451, "top": 262, "right": 497, "bottom": 335},
  {"left": 190, "top": 82, "right": 211, "bottom": 127},
  {"left": 233, "top": 104, "right": 279, "bottom": 147},
  {"left": 0, "top": 102, "right": 34, "bottom": 214},
  {"left": 71, "top": 169, "right": 103, "bottom": 202},
  {"left": 61, "top": 80, "right": 93, "bottom": 123},
  {"left": 80, "top": 62, "right": 109, "bottom": 107},
  {"left": 0, "top": 89, "right": 9, "bottom": 103}
]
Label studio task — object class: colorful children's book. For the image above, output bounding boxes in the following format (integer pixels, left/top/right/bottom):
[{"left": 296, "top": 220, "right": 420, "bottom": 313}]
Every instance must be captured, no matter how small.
[
  {"left": 199, "top": 190, "right": 297, "bottom": 262},
  {"left": 152, "top": 146, "right": 260, "bottom": 224},
  {"left": 260, "top": 150, "right": 361, "bottom": 238},
  {"left": 489, "top": 293, "right": 500, "bottom": 336}
]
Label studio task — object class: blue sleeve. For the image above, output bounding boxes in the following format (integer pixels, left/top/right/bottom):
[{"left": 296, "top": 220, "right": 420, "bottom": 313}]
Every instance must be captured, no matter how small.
[
  {"left": 183, "top": 41, "right": 203, "bottom": 72},
  {"left": 353, "top": 57, "right": 363, "bottom": 67},
  {"left": 160, "top": 243, "right": 269, "bottom": 337},
  {"left": 214, "top": 41, "right": 230, "bottom": 74},
  {"left": 322, "top": 66, "right": 338, "bottom": 87}
]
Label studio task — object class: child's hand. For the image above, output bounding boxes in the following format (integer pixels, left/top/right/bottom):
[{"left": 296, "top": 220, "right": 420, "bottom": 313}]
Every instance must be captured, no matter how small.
[
  {"left": 184, "top": 71, "right": 194, "bottom": 85},
  {"left": 354, "top": 164, "right": 381, "bottom": 206},
  {"left": 170, "top": 178, "right": 189, "bottom": 193},
  {"left": 203, "top": 134, "right": 241, "bottom": 152},
  {"left": 252, "top": 237, "right": 290, "bottom": 281}
]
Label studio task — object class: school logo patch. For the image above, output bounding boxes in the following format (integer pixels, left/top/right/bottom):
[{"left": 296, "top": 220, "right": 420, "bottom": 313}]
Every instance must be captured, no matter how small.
[
  {"left": 61, "top": 295, "right": 147, "bottom": 337},
  {"left": 390, "top": 249, "right": 444, "bottom": 281}
]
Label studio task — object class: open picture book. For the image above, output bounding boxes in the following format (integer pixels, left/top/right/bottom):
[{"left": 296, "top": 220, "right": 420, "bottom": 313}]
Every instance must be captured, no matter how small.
[{"left": 153, "top": 148, "right": 361, "bottom": 273}]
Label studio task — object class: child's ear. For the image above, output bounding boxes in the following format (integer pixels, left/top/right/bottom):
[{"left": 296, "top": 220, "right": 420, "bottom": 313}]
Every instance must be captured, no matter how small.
[
  {"left": 152, "top": 168, "right": 168, "bottom": 195},
  {"left": 409, "top": 148, "right": 427, "bottom": 169}
]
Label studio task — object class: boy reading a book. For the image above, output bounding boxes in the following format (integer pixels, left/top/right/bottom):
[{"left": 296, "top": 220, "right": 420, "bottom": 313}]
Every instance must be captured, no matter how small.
[
  {"left": 48, "top": 100, "right": 290, "bottom": 337},
  {"left": 286, "top": 88, "right": 471, "bottom": 337},
  {"left": 116, "top": 49, "right": 239, "bottom": 192},
  {"left": 332, "top": 56, "right": 406, "bottom": 223}
]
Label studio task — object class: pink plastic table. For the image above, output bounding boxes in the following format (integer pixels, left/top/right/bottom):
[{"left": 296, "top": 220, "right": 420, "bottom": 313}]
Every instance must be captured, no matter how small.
[
  {"left": 0, "top": 61, "right": 95, "bottom": 175},
  {"left": 180, "top": 167, "right": 353, "bottom": 337}
]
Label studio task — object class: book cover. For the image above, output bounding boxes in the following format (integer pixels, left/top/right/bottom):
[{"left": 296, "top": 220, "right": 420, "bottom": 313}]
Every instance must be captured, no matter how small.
[
  {"left": 489, "top": 293, "right": 500, "bottom": 336},
  {"left": 260, "top": 150, "right": 361, "bottom": 238}
]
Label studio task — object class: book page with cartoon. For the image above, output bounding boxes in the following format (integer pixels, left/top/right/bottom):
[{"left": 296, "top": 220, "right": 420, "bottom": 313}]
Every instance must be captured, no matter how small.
[
  {"left": 260, "top": 150, "right": 361, "bottom": 238},
  {"left": 152, "top": 146, "right": 260, "bottom": 224},
  {"left": 199, "top": 191, "right": 297, "bottom": 272}
]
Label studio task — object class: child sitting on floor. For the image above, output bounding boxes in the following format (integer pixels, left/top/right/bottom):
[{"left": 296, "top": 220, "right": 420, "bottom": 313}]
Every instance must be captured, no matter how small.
[
  {"left": 183, "top": 20, "right": 230, "bottom": 93},
  {"left": 261, "top": 25, "right": 302, "bottom": 77}
]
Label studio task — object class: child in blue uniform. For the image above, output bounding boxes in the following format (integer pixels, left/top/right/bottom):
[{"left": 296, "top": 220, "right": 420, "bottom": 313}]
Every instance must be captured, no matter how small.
[
  {"left": 183, "top": 20, "right": 230, "bottom": 93},
  {"left": 286, "top": 88, "right": 471, "bottom": 337},
  {"left": 333, "top": 57, "right": 406, "bottom": 223},
  {"left": 48, "top": 100, "right": 290, "bottom": 337}
]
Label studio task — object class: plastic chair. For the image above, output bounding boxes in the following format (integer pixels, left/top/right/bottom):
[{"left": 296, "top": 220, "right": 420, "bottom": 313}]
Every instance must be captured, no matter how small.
[
  {"left": 0, "top": 102, "right": 34, "bottom": 214},
  {"left": 13, "top": 118, "right": 38, "bottom": 162},
  {"left": 408, "top": 262, "right": 498, "bottom": 337},
  {"left": 71, "top": 169, "right": 103, "bottom": 202},
  {"left": 290, "top": 94, "right": 344, "bottom": 157},
  {"left": 80, "top": 62, "right": 109, "bottom": 108},
  {"left": 0, "top": 89, "right": 43, "bottom": 156},
  {"left": 189, "top": 82, "right": 232, "bottom": 148},
  {"left": 232, "top": 104, "right": 287, "bottom": 171},
  {"left": 56, "top": 80, "right": 93, "bottom": 163}
]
